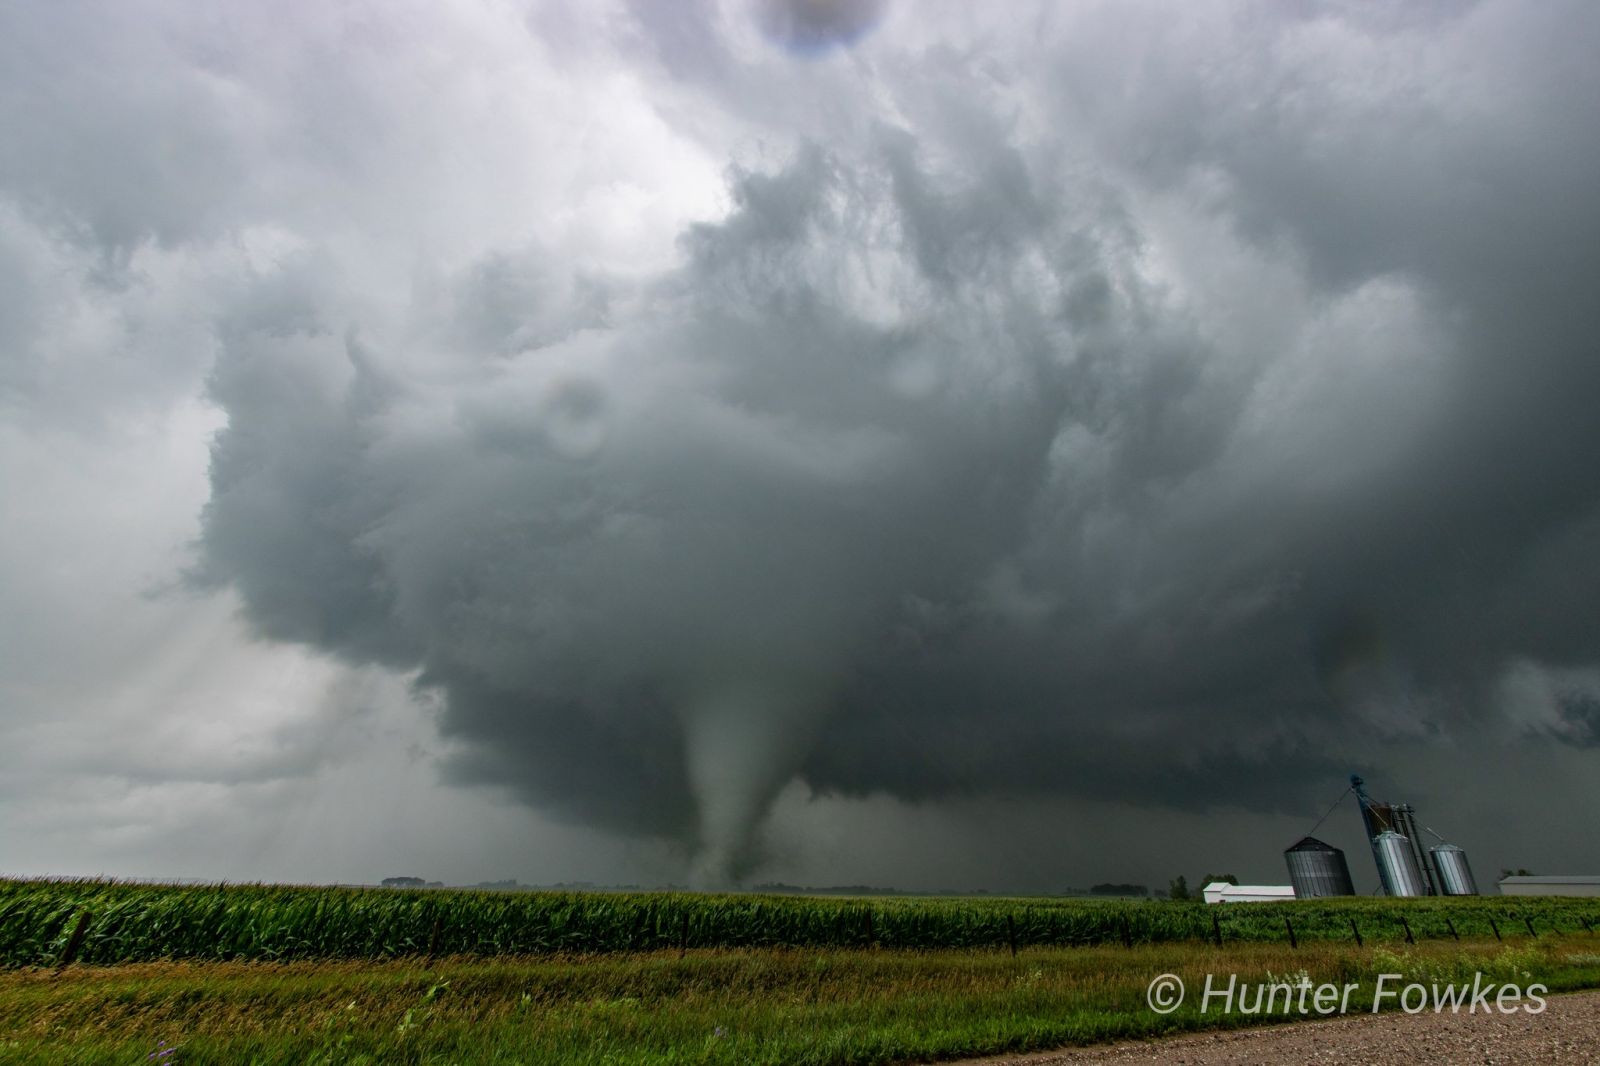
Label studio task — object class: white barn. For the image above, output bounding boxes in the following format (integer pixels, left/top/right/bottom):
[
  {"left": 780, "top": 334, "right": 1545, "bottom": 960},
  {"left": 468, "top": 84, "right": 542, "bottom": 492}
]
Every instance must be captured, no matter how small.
[
  {"left": 1203, "top": 882, "right": 1296, "bottom": 904},
  {"left": 1498, "top": 875, "right": 1600, "bottom": 897}
]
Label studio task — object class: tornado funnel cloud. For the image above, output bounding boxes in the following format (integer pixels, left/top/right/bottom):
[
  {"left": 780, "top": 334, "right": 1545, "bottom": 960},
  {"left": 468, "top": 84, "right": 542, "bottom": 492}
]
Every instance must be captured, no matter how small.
[{"left": 681, "top": 685, "right": 818, "bottom": 886}]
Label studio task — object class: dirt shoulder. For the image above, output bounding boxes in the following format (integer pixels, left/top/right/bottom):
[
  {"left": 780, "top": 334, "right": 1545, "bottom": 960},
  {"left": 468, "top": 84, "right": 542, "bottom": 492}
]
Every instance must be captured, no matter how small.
[{"left": 932, "top": 988, "right": 1600, "bottom": 1065}]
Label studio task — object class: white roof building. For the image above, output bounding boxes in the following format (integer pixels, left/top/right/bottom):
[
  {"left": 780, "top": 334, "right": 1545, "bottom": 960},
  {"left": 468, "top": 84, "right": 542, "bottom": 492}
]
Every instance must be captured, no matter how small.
[
  {"left": 1203, "top": 882, "right": 1296, "bottom": 904},
  {"left": 1498, "top": 875, "right": 1600, "bottom": 897}
]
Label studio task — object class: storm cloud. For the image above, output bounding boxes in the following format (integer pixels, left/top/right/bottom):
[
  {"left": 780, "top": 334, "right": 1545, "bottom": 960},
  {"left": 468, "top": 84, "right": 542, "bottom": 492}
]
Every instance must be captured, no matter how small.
[{"left": 6, "top": 0, "right": 1600, "bottom": 886}]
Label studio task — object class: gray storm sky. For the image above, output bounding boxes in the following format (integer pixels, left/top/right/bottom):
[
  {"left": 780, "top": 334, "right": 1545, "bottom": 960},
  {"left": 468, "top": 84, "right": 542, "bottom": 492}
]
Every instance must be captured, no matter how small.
[{"left": 2, "top": 0, "right": 1598, "bottom": 892}]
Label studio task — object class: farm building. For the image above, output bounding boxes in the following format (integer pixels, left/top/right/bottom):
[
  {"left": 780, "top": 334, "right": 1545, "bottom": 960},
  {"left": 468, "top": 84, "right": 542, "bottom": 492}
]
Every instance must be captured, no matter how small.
[
  {"left": 1202, "top": 883, "right": 1295, "bottom": 904},
  {"left": 1498, "top": 875, "right": 1600, "bottom": 897}
]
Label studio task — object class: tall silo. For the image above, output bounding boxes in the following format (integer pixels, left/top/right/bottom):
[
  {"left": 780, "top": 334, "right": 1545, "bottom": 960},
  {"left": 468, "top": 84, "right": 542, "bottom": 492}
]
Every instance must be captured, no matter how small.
[
  {"left": 1284, "top": 836, "right": 1356, "bottom": 898},
  {"left": 1392, "top": 804, "right": 1437, "bottom": 895},
  {"left": 1429, "top": 843, "right": 1479, "bottom": 896},
  {"left": 1351, "top": 775, "right": 1393, "bottom": 888},
  {"left": 1373, "top": 830, "right": 1428, "bottom": 897}
]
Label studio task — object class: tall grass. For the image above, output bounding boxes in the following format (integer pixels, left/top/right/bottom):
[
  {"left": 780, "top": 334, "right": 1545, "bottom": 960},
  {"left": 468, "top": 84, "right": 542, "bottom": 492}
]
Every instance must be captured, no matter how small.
[
  {"left": 6, "top": 938, "right": 1600, "bottom": 1065},
  {"left": 2, "top": 877, "right": 1596, "bottom": 966}
]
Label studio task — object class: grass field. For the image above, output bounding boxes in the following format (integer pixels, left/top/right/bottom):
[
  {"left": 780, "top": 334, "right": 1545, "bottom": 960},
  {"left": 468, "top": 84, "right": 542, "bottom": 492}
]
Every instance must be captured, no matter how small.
[
  {"left": 6, "top": 937, "right": 1600, "bottom": 1064},
  {"left": 5, "top": 880, "right": 1600, "bottom": 1064}
]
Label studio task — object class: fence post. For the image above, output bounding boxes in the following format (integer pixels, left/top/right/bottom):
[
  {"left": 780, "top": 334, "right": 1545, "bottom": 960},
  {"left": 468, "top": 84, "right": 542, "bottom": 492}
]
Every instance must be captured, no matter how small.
[
  {"left": 679, "top": 912, "right": 689, "bottom": 958},
  {"left": 1211, "top": 912, "right": 1223, "bottom": 947},
  {"left": 427, "top": 916, "right": 443, "bottom": 959},
  {"left": 1284, "top": 915, "right": 1297, "bottom": 949},
  {"left": 1007, "top": 914, "right": 1018, "bottom": 957},
  {"left": 1524, "top": 916, "right": 1538, "bottom": 939},
  {"left": 1401, "top": 917, "right": 1414, "bottom": 945},
  {"left": 58, "top": 911, "right": 92, "bottom": 969},
  {"left": 1348, "top": 918, "right": 1363, "bottom": 947},
  {"left": 1120, "top": 916, "right": 1132, "bottom": 950},
  {"left": 1445, "top": 917, "right": 1459, "bottom": 941},
  {"left": 1489, "top": 918, "right": 1501, "bottom": 942},
  {"left": 865, "top": 908, "right": 875, "bottom": 947}
]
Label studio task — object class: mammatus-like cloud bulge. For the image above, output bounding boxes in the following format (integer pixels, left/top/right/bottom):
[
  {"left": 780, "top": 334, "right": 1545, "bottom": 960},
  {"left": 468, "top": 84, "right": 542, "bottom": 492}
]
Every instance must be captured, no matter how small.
[
  {"left": 193, "top": 1, "right": 1600, "bottom": 882},
  {"left": 757, "top": 0, "right": 887, "bottom": 55}
]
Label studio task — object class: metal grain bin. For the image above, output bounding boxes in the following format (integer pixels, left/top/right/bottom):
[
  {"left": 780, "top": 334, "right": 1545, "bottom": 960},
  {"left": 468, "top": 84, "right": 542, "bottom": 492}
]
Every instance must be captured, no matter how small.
[
  {"left": 1284, "top": 836, "right": 1356, "bottom": 898},
  {"left": 1373, "top": 830, "right": 1428, "bottom": 897},
  {"left": 1429, "top": 843, "right": 1479, "bottom": 896}
]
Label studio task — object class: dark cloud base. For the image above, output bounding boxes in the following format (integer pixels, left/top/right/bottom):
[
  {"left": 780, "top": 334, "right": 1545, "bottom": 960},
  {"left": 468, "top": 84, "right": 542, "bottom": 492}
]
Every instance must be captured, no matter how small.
[{"left": 0, "top": 0, "right": 1578, "bottom": 882}]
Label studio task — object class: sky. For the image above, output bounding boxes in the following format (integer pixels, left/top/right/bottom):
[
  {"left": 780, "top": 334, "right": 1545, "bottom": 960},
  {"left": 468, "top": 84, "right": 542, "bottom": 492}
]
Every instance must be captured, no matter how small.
[{"left": 3, "top": 0, "right": 1599, "bottom": 894}]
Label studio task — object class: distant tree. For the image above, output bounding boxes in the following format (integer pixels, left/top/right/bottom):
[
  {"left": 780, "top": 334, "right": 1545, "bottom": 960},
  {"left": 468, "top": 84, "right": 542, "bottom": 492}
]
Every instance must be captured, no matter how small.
[
  {"left": 1090, "top": 882, "right": 1149, "bottom": 897},
  {"left": 1199, "top": 873, "right": 1239, "bottom": 888},
  {"left": 381, "top": 876, "right": 427, "bottom": 888},
  {"left": 1168, "top": 875, "right": 1190, "bottom": 901},
  {"left": 1500, "top": 868, "right": 1534, "bottom": 879}
]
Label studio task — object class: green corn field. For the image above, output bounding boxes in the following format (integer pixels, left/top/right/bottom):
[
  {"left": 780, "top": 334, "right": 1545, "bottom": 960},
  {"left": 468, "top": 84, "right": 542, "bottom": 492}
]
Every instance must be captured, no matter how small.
[{"left": 3, "top": 877, "right": 1597, "bottom": 967}]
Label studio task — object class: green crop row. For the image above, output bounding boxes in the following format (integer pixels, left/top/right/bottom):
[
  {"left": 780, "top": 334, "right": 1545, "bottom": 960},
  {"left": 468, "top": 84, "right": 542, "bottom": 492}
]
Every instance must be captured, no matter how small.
[{"left": 2, "top": 878, "right": 1597, "bottom": 967}]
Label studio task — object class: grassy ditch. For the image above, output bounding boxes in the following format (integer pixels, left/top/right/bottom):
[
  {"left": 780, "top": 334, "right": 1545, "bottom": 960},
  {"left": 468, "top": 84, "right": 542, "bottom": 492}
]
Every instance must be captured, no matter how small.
[{"left": 4, "top": 936, "right": 1599, "bottom": 1064}]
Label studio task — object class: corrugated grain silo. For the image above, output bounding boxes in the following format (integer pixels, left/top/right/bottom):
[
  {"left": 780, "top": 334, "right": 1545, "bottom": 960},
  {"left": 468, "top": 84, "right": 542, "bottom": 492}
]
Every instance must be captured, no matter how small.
[
  {"left": 1284, "top": 836, "right": 1356, "bottom": 898},
  {"left": 1373, "top": 830, "right": 1428, "bottom": 897},
  {"left": 1429, "top": 843, "right": 1479, "bottom": 895}
]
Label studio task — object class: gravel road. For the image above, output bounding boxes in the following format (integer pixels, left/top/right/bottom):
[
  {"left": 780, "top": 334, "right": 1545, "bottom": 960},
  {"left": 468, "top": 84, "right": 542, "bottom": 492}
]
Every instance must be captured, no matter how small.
[{"left": 934, "top": 989, "right": 1600, "bottom": 1065}]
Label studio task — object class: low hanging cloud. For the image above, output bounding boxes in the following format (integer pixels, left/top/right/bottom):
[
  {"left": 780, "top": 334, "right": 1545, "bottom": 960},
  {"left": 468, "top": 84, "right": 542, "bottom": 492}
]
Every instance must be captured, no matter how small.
[
  {"left": 7, "top": 0, "right": 1594, "bottom": 883},
  {"left": 756, "top": 0, "right": 888, "bottom": 54}
]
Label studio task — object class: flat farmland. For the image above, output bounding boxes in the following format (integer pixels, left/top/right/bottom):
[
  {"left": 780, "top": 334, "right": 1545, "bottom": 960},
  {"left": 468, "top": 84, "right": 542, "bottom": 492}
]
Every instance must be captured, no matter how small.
[
  {"left": 5, "top": 879, "right": 1599, "bottom": 963},
  {"left": 4, "top": 880, "right": 1600, "bottom": 1064}
]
